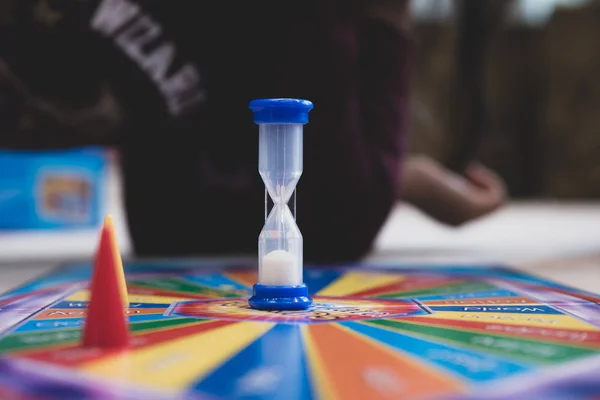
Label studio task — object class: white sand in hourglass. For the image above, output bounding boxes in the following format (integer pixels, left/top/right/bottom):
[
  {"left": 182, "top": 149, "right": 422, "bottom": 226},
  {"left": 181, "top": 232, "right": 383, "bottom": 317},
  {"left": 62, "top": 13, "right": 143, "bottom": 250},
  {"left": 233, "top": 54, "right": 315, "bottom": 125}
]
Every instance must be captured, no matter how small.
[{"left": 260, "top": 249, "right": 298, "bottom": 286}]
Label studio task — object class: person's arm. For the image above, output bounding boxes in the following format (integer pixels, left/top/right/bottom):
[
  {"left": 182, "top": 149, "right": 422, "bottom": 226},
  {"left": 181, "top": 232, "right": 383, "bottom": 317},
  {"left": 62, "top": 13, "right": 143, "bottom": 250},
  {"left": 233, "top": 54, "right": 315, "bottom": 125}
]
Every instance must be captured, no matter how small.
[
  {"left": 401, "top": 155, "right": 507, "bottom": 226},
  {"left": 398, "top": 0, "right": 508, "bottom": 226}
]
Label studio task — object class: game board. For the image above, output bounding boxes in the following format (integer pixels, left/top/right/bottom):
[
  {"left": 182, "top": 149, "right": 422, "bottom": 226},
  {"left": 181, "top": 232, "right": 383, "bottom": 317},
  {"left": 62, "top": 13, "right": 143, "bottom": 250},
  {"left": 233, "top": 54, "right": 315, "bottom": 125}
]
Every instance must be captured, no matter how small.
[{"left": 0, "top": 261, "right": 599, "bottom": 400}]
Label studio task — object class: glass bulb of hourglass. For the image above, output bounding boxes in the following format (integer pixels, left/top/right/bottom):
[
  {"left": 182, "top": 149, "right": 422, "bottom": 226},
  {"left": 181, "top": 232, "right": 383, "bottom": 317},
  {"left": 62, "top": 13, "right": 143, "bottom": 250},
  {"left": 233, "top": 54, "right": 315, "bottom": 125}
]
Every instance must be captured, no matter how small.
[
  {"left": 260, "top": 176, "right": 300, "bottom": 205},
  {"left": 257, "top": 123, "right": 303, "bottom": 287},
  {"left": 258, "top": 123, "right": 303, "bottom": 204},
  {"left": 258, "top": 203, "right": 302, "bottom": 286}
]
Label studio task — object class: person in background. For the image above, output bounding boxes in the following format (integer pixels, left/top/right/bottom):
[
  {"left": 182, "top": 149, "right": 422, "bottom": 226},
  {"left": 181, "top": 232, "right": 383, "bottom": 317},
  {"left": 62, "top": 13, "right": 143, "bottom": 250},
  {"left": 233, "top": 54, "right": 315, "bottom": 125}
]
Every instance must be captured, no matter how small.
[
  {"left": 0, "top": 0, "right": 505, "bottom": 262},
  {"left": 402, "top": 0, "right": 509, "bottom": 227}
]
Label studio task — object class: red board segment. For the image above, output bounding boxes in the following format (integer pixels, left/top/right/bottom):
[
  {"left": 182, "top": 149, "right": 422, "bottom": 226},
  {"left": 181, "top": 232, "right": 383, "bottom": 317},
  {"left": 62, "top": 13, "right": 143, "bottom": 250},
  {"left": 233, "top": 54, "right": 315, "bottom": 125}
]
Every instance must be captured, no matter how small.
[{"left": 0, "top": 385, "right": 45, "bottom": 400}]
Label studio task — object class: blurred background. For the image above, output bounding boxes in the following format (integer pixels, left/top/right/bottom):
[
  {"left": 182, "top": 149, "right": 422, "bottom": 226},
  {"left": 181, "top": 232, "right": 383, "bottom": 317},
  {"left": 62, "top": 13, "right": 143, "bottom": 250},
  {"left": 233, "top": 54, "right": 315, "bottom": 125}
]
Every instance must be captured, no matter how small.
[
  {"left": 0, "top": 0, "right": 598, "bottom": 287},
  {"left": 409, "top": 0, "right": 600, "bottom": 199}
]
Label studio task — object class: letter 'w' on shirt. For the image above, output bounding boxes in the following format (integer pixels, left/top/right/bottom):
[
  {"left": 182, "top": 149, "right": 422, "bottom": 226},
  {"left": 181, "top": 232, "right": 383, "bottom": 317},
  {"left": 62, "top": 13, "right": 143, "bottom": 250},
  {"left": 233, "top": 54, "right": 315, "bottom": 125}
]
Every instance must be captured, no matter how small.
[{"left": 90, "top": 0, "right": 206, "bottom": 116}]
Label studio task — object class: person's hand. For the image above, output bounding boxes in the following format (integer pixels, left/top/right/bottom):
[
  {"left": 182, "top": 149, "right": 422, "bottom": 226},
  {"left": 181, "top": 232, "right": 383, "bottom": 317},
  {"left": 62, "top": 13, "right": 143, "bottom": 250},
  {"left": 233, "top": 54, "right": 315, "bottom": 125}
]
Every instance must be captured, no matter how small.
[{"left": 400, "top": 155, "right": 507, "bottom": 226}]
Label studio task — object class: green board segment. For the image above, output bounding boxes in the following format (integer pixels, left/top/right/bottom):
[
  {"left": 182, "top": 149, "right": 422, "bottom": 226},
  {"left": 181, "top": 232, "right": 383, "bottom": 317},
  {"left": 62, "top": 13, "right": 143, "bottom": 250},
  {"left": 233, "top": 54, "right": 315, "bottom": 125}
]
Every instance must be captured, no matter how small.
[
  {"left": 379, "top": 281, "right": 498, "bottom": 299},
  {"left": 0, "top": 317, "right": 203, "bottom": 353},
  {"left": 367, "top": 319, "right": 597, "bottom": 365},
  {"left": 129, "top": 278, "right": 238, "bottom": 298}
]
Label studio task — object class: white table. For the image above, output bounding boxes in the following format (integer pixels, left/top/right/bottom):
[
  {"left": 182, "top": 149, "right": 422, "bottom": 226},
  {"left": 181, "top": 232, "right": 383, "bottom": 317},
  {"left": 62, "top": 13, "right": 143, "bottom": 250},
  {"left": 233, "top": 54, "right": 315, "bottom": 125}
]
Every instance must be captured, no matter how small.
[
  {"left": 0, "top": 202, "right": 599, "bottom": 294},
  {"left": 373, "top": 202, "right": 600, "bottom": 293},
  {"left": 0, "top": 165, "right": 599, "bottom": 294}
]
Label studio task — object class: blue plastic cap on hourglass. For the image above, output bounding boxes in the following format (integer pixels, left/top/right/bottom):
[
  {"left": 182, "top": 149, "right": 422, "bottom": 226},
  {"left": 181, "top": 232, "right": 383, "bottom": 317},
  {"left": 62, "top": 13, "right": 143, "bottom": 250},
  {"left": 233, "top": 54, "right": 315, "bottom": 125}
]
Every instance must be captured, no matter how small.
[
  {"left": 249, "top": 98, "right": 313, "bottom": 124},
  {"left": 248, "top": 98, "right": 314, "bottom": 311}
]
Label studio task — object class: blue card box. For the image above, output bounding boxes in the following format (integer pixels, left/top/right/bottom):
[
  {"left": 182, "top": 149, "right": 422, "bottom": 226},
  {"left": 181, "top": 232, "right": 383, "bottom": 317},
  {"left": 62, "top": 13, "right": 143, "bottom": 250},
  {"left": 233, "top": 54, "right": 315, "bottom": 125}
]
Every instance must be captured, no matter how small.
[{"left": 0, "top": 147, "right": 107, "bottom": 231}]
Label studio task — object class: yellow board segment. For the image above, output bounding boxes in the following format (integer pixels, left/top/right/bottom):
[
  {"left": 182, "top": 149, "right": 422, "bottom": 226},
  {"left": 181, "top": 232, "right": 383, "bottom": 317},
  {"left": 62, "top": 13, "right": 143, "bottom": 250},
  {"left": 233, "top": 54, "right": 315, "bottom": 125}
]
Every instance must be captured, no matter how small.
[
  {"left": 103, "top": 215, "right": 129, "bottom": 306},
  {"left": 65, "top": 290, "right": 90, "bottom": 302},
  {"left": 81, "top": 322, "right": 274, "bottom": 390},
  {"left": 132, "top": 319, "right": 213, "bottom": 337},
  {"left": 302, "top": 326, "right": 338, "bottom": 400},
  {"left": 317, "top": 272, "right": 404, "bottom": 296},
  {"left": 66, "top": 290, "right": 188, "bottom": 305},
  {"left": 428, "top": 311, "right": 600, "bottom": 331}
]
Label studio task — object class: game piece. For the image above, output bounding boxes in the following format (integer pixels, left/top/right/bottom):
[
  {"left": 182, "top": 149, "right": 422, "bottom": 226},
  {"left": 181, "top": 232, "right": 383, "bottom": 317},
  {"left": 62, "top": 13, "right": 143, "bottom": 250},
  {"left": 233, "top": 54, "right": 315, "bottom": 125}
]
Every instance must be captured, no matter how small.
[
  {"left": 102, "top": 214, "right": 128, "bottom": 306},
  {"left": 81, "top": 215, "right": 129, "bottom": 349},
  {"left": 0, "top": 263, "right": 600, "bottom": 399},
  {"left": 247, "top": 98, "right": 314, "bottom": 311}
]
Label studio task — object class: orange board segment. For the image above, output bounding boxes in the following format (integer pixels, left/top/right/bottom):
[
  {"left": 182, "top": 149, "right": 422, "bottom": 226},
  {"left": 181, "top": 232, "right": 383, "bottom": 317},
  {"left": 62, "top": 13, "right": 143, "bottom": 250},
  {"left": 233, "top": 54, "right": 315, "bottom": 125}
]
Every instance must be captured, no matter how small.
[
  {"left": 35, "top": 308, "right": 167, "bottom": 320},
  {"left": 224, "top": 270, "right": 257, "bottom": 287},
  {"left": 306, "top": 323, "right": 463, "bottom": 400}
]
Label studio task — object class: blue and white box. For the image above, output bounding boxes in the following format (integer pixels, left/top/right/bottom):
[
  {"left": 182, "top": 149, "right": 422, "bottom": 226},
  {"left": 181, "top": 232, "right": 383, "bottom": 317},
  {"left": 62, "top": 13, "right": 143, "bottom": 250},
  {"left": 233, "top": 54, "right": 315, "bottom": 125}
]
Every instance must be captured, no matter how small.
[{"left": 0, "top": 147, "right": 107, "bottom": 231}]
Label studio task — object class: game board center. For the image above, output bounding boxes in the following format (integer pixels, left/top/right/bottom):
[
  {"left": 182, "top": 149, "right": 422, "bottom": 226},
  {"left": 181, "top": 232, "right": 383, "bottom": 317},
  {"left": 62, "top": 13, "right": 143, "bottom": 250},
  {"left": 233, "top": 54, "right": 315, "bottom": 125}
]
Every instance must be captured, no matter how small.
[
  {"left": 167, "top": 296, "right": 427, "bottom": 324},
  {"left": 260, "top": 249, "right": 299, "bottom": 286}
]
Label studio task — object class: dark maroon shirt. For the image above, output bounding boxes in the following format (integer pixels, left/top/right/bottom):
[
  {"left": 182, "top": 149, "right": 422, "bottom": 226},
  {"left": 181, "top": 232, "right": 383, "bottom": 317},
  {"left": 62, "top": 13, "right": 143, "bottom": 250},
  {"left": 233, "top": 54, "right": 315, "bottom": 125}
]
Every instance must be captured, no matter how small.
[{"left": 0, "top": 1, "right": 411, "bottom": 262}]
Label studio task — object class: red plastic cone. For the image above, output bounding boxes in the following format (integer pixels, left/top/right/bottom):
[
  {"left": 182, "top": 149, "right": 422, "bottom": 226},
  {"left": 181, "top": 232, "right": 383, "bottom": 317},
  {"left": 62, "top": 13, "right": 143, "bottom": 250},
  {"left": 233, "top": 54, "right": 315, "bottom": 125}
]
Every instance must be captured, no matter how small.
[
  {"left": 103, "top": 215, "right": 128, "bottom": 305},
  {"left": 82, "top": 216, "right": 129, "bottom": 348}
]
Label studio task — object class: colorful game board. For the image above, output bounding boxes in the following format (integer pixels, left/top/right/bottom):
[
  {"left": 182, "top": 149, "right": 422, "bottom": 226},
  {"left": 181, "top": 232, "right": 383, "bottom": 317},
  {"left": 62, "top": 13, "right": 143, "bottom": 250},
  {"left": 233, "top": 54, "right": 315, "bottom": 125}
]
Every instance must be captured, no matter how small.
[{"left": 0, "top": 261, "right": 599, "bottom": 399}]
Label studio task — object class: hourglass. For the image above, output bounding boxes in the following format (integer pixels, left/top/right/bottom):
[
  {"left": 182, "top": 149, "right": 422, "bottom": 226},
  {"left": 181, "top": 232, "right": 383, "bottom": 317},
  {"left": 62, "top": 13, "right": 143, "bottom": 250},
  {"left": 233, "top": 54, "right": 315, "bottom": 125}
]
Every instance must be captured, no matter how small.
[{"left": 248, "top": 98, "right": 313, "bottom": 311}]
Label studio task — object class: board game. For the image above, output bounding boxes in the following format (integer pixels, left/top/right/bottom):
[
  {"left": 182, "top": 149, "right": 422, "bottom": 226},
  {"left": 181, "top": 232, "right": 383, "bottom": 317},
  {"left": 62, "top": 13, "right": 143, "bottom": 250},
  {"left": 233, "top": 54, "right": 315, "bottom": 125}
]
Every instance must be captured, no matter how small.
[
  {"left": 0, "top": 260, "right": 599, "bottom": 400},
  {"left": 1, "top": 99, "right": 599, "bottom": 399}
]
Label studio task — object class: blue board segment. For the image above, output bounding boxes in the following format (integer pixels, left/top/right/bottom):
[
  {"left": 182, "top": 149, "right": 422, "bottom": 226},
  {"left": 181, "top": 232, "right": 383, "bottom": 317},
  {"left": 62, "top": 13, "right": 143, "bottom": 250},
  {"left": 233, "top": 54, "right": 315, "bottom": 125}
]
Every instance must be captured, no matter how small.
[
  {"left": 429, "top": 305, "right": 562, "bottom": 314},
  {"left": 190, "top": 324, "right": 313, "bottom": 400},
  {"left": 303, "top": 269, "right": 343, "bottom": 295},
  {"left": 50, "top": 301, "right": 89, "bottom": 309},
  {"left": 417, "top": 290, "right": 520, "bottom": 302},
  {"left": 13, "top": 318, "right": 85, "bottom": 332},
  {"left": 183, "top": 274, "right": 250, "bottom": 293},
  {"left": 342, "top": 321, "right": 531, "bottom": 382},
  {"left": 50, "top": 301, "right": 170, "bottom": 309},
  {"left": 12, "top": 313, "right": 172, "bottom": 333}
]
